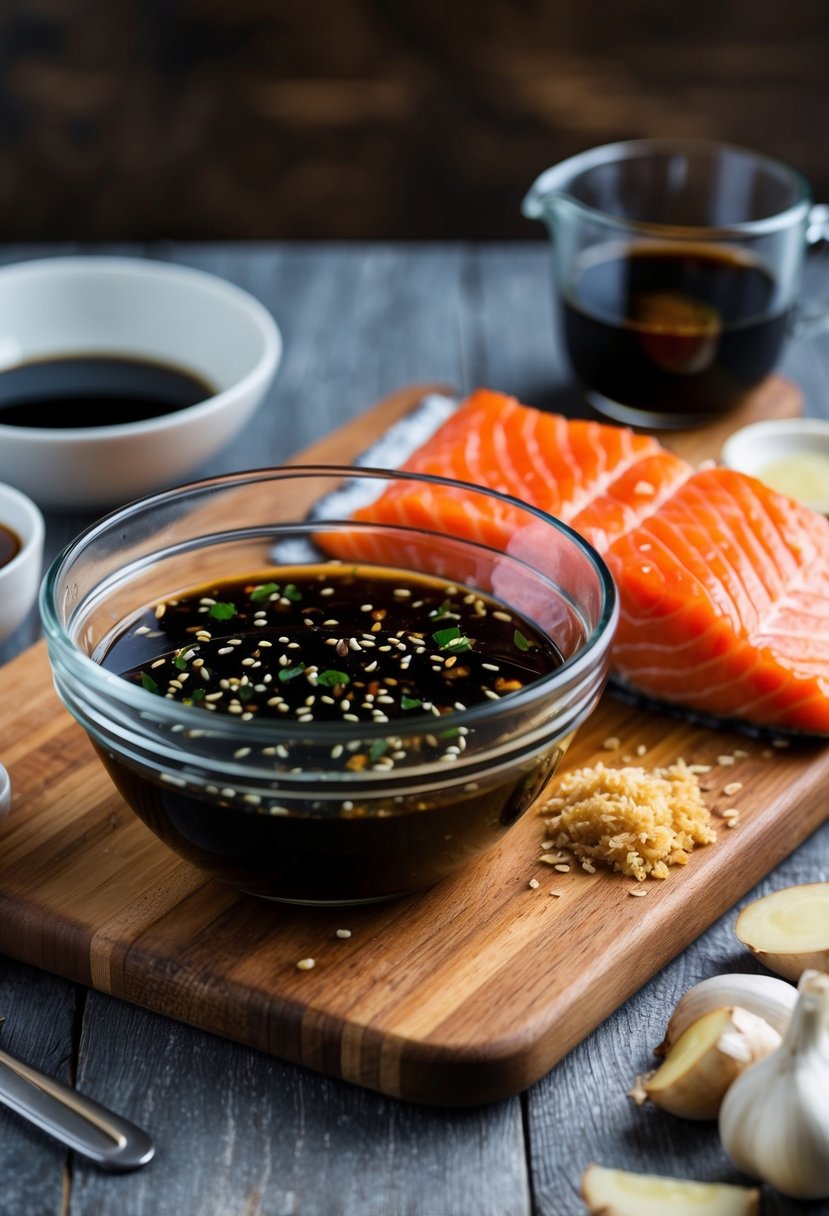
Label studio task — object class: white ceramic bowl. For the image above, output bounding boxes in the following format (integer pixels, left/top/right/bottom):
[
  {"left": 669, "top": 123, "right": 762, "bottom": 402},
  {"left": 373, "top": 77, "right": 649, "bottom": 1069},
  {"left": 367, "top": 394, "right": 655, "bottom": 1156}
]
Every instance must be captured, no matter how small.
[
  {"left": 0, "top": 480, "right": 45, "bottom": 646},
  {"left": 0, "top": 256, "right": 281, "bottom": 510},
  {"left": 720, "top": 417, "right": 829, "bottom": 515}
]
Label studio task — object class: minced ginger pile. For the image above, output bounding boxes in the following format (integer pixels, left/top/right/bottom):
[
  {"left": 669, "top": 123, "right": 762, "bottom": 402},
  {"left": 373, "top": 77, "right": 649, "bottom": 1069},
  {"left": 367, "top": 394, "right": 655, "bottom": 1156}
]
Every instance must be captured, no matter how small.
[{"left": 539, "top": 760, "right": 716, "bottom": 881}]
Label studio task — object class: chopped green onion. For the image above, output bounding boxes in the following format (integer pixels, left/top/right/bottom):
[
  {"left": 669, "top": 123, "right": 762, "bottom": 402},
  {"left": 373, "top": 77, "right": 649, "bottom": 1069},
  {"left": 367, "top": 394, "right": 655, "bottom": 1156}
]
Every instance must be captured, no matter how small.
[
  {"left": 513, "top": 629, "right": 530, "bottom": 652},
  {"left": 140, "top": 673, "right": 159, "bottom": 694},
  {"left": 432, "top": 624, "right": 472, "bottom": 652},
  {"left": 401, "top": 695, "right": 422, "bottom": 710},
  {"left": 250, "top": 582, "right": 279, "bottom": 602},
  {"left": 317, "top": 669, "right": 351, "bottom": 688},
  {"left": 278, "top": 663, "right": 306, "bottom": 682},
  {"left": 369, "top": 739, "right": 389, "bottom": 762},
  {"left": 209, "top": 602, "right": 237, "bottom": 621},
  {"left": 282, "top": 584, "right": 302, "bottom": 602}
]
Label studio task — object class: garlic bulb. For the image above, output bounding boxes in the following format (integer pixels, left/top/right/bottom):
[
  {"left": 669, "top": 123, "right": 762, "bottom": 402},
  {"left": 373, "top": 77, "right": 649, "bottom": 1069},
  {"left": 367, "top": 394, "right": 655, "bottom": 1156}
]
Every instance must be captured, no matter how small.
[
  {"left": 656, "top": 972, "right": 796, "bottom": 1055},
  {"left": 719, "top": 969, "right": 829, "bottom": 1199},
  {"left": 644, "top": 1006, "right": 781, "bottom": 1119}
]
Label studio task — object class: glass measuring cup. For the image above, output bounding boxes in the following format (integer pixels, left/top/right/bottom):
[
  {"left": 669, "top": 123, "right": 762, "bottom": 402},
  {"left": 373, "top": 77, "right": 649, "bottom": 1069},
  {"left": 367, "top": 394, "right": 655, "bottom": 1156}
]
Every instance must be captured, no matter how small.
[{"left": 522, "top": 139, "right": 829, "bottom": 428}]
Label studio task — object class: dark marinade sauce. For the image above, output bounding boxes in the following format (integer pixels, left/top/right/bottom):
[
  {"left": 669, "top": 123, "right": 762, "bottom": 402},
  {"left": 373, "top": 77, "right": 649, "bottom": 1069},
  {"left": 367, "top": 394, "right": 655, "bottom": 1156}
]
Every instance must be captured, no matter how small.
[
  {"left": 96, "top": 563, "right": 565, "bottom": 902},
  {"left": 0, "top": 354, "right": 214, "bottom": 428},
  {"left": 103, "top": 564, "right": 561, "bottom": 722}
]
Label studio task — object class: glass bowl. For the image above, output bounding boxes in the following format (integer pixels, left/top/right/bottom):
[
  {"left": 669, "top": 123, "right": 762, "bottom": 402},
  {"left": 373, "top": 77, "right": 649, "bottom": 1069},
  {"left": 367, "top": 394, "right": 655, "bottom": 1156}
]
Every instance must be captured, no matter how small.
[{"left": 40, "top": 466, "right": 617, "bottom": 904}]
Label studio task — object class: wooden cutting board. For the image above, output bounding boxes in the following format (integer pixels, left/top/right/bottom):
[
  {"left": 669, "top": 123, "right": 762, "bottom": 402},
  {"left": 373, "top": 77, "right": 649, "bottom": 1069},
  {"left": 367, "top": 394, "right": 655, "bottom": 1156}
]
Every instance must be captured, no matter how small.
[{"left": 1, "top": 376, "right": 824, "bottom": 1108}]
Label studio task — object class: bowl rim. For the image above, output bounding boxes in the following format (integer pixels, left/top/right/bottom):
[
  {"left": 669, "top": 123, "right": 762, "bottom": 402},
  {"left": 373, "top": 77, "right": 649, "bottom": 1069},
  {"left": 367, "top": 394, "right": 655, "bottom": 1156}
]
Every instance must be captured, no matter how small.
[
  {"left": 40, "top": 463, "right": 619, "bottom": 745},
  {"left": 0, "top": 255, "right": 282, "bottom": 442},
  {"left": 0, "top": 479, "right": 45, "bottom": 581},
  {"left": 721, "top": 416, "right": 829, "bottom": 467}
]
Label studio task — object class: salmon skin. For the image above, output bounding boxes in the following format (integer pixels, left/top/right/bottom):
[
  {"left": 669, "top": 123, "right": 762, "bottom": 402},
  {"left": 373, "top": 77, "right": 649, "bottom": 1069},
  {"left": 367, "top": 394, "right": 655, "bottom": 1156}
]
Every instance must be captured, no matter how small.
[{"left": 346, "top": 388, "right": 829, "bottom": 734}]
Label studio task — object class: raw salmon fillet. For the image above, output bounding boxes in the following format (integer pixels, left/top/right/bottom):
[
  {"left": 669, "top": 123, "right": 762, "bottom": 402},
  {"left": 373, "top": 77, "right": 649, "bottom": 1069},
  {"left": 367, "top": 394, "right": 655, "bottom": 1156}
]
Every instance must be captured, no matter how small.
[{"left": 344, "top": 388, "right": 829, "bottom": 732}]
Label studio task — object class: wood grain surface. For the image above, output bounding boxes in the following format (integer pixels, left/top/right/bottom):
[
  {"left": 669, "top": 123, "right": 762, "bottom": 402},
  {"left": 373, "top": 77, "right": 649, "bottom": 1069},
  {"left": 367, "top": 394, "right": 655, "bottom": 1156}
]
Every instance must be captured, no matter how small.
[{"left": 0, "top": 375, "right": 821, "bottom": 1108}]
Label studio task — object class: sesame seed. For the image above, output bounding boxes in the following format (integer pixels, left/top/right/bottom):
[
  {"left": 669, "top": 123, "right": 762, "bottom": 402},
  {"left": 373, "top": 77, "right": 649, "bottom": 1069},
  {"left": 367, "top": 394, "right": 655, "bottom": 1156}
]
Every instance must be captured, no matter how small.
[
  {"left": 629, "top": 888, "right": 648, "bottom": 897},
  {"left": 154, "top": 602, "right": 167, "bottom": 619},
  {"left": 528, "top": 878, "right": 540, "bottom": 889},
  {"left": 717, "top": 755, "right": 736, "bottom": 766},
  {"left": 635, "top": 744, "right": 647, "bottom": 756},
  {"left": 554, "top": 863, "right": 570, "bottom": 873},
  {"left": 492, "top": 610, "right": 511, "bottom": 622},
  {"left": 723, "top": 781, "right": 743, "bottom": 796},
  {"left": 335, "top": 929, "right": 352, "bottom": 939},
  {"left": 296, "top": 958, "right": 316, "bottom": 971}
]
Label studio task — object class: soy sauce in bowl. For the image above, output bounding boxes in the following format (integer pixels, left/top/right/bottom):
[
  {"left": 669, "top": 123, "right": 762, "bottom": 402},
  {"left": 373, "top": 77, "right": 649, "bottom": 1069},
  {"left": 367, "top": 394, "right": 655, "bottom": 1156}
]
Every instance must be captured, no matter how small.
[
  {"left": 0, "top": 354, "right": 215, "bottom": 429},
  {"left": 0, "top": 522, "right": 20, "bottom": 569}
]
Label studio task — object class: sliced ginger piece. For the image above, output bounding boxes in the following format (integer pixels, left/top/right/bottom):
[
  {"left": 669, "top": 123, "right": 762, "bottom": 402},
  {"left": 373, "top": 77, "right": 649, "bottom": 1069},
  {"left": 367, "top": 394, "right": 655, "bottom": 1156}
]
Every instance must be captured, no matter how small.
[
  {"left": 643, "top": 1006, "right": 780, "bottom": 1119},
  {"left": 581, "top": 1164, "right": 760, "bottom": 1215},
  {"left": 735, "top": 882, "right": 829, "bottom": 981}
]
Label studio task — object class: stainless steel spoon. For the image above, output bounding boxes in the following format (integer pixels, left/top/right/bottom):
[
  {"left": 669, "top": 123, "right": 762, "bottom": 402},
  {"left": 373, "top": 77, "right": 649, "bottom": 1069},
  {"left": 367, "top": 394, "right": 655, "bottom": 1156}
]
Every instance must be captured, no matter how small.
[
  {"left": 0, "top": 1039, "right": 155, "bottom": 1171},
  {"left": 0, "top": 770, "right": 152, "bottom": 1170}
]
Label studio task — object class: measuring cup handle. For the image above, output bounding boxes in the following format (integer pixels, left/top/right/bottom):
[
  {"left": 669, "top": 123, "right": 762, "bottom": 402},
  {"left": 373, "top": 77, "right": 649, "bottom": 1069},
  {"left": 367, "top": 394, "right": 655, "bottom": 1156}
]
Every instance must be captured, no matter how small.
[{"left": 793, "top": 203, "right": 829, "bottom": 340}]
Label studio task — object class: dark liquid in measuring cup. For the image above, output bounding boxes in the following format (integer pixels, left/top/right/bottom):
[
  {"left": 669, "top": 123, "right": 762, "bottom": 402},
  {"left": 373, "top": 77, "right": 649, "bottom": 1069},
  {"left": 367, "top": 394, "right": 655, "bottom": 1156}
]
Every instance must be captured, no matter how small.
[
  {"left": 0, "top": 523, "right": 20, "bottom": 569},
  {"left": 0, "top": 354, "right": 214, "bottom": 428},
  {"left": 562, "top": 245, "right": 789, "bottom": 421}
]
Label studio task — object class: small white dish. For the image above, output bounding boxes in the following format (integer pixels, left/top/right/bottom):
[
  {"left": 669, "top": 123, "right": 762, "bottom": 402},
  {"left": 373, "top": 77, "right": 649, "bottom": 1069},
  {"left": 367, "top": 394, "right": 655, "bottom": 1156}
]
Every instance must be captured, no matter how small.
[
  {"left": 0, "top": 480, "right": 45, "bottom": 647},
  {"left": 720, "top": 418, "right": 829, "bottom": 515},
  {"left": 0, "top": 256, "right": 281, "bottom": 510}
]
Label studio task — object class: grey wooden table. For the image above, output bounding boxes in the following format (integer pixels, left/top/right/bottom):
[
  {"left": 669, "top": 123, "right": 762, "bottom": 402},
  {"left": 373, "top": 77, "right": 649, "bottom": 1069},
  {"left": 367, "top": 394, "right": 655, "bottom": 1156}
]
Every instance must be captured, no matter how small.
[{"left": 1, "top": 243, "right": 828, "bottom": 1216}]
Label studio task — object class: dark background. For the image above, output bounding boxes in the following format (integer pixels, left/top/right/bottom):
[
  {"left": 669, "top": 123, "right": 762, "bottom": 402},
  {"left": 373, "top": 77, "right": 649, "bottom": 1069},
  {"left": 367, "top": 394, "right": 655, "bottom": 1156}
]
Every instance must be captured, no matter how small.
[{"left": 1, "top": 0, "right": 828, "bottom": 241}]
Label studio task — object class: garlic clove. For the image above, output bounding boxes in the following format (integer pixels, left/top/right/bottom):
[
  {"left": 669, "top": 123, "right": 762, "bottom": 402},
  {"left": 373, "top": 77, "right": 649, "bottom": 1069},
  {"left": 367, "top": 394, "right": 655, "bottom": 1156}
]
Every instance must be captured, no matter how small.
[
  {"left": 644, "top": 1006, "right": 781, "bottom": 1119},
  {"left": 656, "top": 971, "right": 796, "bottom": 1055},
  {"left": 718, "top": 970, "right": 829, "bottom": 1200},
  {"left": 580, "top": 1163, "right": 760, "bottom": 1215},
  {"left": 735, "top": 882, "right": 829, "bottom": 981}
]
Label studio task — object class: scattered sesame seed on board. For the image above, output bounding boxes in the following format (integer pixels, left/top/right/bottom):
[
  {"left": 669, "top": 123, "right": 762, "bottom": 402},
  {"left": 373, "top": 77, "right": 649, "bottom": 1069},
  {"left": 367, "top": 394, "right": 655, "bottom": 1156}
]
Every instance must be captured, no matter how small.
[
  {"left": 602, "top": 736, "right": 620, "bottom": 750},
  {"left": 717, "top": 755, "right": 736, "bottom": 766},
  {"left": 335, "top": 929, "right": 352, "bottom": 939},
  {"left": 528, "top": 878, "right": 540, "bottom": 890},
  {"left": 723, "top": 781, "right": 743, "bottom": 796},
  {"left": 628, "top": 888, "right": 648, "bottom": 897},
  {"left": 296, "top": 958, "right": 316, "bottom": 971}
]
